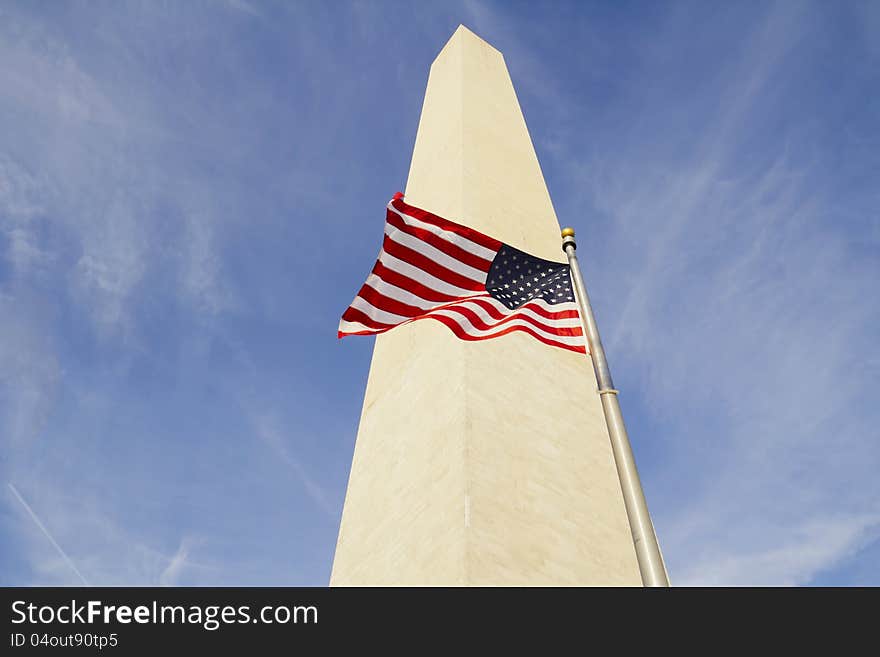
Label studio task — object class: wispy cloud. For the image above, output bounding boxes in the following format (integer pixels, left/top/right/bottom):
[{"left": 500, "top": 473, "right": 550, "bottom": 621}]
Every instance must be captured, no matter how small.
[
  {"left": 674, "top": 514, "right": 880, "bottom": 586},
  {"left": 8, "top": 483, "right": 90, "bottom": 585},
  {"left": 0, "top": 298, "right": 60, "bottom": 448},
  {"left": 0, "top": 4, "right": 241, "bottom": 584},
  {"left": 221, "top": 0, "right": 261, "bottom": 18},
  {"left": 159, "top": 536, "right": 198, "bottom": 586},
  {"left": 5, "top": 475, "right": 220, "bottom": 586},
  {"left": 251, "top": 411, "right": 337, "bottom": 518}
]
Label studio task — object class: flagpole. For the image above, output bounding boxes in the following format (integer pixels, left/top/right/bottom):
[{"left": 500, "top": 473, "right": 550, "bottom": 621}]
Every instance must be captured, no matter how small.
[{"left": 561, "top": 227, "right": 670, "bottom": 587}]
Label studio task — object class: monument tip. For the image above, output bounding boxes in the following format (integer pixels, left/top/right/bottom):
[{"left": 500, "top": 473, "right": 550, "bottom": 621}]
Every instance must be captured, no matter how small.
[{"left": 441, "top": 23, "right": 500, "bottom": 55}]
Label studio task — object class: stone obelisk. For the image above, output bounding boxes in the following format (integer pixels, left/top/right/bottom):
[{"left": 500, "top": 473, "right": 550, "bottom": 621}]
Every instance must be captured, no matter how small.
[{"left": 331, "top": 25, "right": 642, "bottom": 585}]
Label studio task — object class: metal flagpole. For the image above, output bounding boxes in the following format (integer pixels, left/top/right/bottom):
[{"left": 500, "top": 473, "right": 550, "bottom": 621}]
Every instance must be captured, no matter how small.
[{"left": 561, "top": 227, "right": 670, "bottom": 587}]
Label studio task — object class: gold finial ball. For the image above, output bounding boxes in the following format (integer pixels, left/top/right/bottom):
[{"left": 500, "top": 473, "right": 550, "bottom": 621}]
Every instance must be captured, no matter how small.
[{"left": 561, "top": 227, "right": 575, "bottom": 238}]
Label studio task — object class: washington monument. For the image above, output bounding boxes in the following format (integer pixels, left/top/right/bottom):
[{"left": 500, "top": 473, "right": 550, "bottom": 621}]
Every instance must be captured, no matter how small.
[{"left": 332, "top": 25, "right": 656, "bottom": 585}]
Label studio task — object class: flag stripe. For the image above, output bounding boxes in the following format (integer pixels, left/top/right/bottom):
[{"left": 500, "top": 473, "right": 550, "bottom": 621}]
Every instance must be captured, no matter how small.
[
  {"left": 337, "top": 322, "right": 375, "bottom": 337},
  {"left": 377, "top": 250, "right": 477, "bottom": 298},
  {"left": 388, "top": 203, "right": 499, "bottom": 261},
  {"left": 351, "top": 290, "right": 581, "bottom": 340},
  {"left": 448, "top": 297, "right": 582, "bottom": 331},
  {"left": 384, "top": 223, "right": 489, "bottom": 283},
  {"left": 390, "top": 198, "right": 502, "bottom": 253},
  {"left": 364, "top": 272, "right": 580, "bottom": 321},
  {"left": 371, "top": 261, "right": 461, "bottom": 303},
  {"left": 429, "top": 310, "right": 583, "bottom": 346},
  {"left": 385, "top": 209, "right": 494, "bottom": 273},
  {"left": 463, "top": 296, "right": 581, "bottom": 322},
  {"left": 348, "top": 296, "right": 412, "bottom": 326},
  {"left": 339, "top": 309, "right": 585, "bottom": 353},
  {"left": 357, "top": 284, "right": 426, "bottom": 319},
  {"left": 341, "top": 305, "right": 395, "bottom": 331},
  {"left": 437, "top": 303, "right": 582, "bottom": 341},
  {"left": 362, "top": 273, "right": 438, "bottom": 312},
  {"left": 424, "top": 313, "right": 585, "bottom": 353},
  {"left": 382, "top": 236, "right": 486, "bottom": 292},
  {"left": 357, "top": 283, "right": 450, "bottom": 319},
  {"left": 338, "top": 314, "right": 584, "bottom": 353}
]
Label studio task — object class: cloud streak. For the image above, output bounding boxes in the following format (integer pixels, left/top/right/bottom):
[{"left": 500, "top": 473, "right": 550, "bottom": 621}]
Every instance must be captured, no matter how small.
[{"left": 8, "top": 483, "right": 90, "bottom": 586}]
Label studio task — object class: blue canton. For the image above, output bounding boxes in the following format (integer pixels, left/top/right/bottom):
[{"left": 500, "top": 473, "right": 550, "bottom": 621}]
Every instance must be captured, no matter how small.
[{"left": 486, "top": 244, "right": 575, "bottom": 310}]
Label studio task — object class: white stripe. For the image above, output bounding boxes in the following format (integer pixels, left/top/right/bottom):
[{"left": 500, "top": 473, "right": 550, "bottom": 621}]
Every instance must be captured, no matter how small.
[
  {"left": 341, "top": 310, "right": 583, "bottom": 348},
  {"left": 430, "top": 310, "right": 584, "bottom": 347},
  {"left": 342, "top": 308, "right": 584, "bottom": 349},
  {"left": 500, "top": 298, "right": 579, "bottom": 315},
  {"left": 378, "top": 250, "right": 480, "bottom": 298},
  {"left": 437, "top": 303, "right": 583, "bottom": 343},
  {"left": 384, "top": 223, "right": 488, "bottom": 284},
  {"left": 453, "top": 298, "right": 582, "bottom": 331},
  {"left": 349, "top": 286, "right": 580, "bottom": 335},
  {"left": 460, "top": 294, "right": 580, "bottom": 318},
  {"left": 350, "top": 295, "right": 411, "bottom": 325},
  {"left": 351, "top": 294, "right": 582, "bottom": 342},
  {"left": 339, "top": 318, "right": 381, "bottom": 335},
  {"left": 345, "top": 293, "right": 581, "bottom": 341},
  {"left": 363, "top": 274, "right": 434, "bottom": 311},
  {"left": 363, "top": 271, "right": 579, "bottom": 323},
  {"left": 363, "top": 274, "right": 489, "bottom": 312},
  {"left": 388, "top": 204, "right": 497, "bottom": 261}
]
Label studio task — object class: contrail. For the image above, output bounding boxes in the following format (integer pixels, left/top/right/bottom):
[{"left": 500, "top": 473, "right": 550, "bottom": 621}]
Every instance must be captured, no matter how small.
[{"left": 7, "top": 483, "right": 90, "bottom": 586}]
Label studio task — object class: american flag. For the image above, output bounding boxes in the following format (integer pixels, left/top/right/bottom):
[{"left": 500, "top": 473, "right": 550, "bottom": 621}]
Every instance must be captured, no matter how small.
[{"left": 338, "top": 193, "right": 586, "bottom": 354}]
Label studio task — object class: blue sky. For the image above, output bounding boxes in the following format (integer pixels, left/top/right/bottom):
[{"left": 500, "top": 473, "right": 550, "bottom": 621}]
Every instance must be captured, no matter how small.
[{"left": 1, "top": 0, "right": 878, "bottom": 586}]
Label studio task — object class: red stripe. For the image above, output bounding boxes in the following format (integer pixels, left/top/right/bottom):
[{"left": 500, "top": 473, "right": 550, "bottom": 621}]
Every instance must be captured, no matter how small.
[
  {"left": 368, "top": 262, "right": 579, "bottom": 323},
  {"left": 345, "top": 286, "right": 581, "bottom": 337},
  {"left": 422, "top": 313, "right": 585, "bottom": 354},
  {"left": 464, "top": 297, "right": 580, "bottom": 322},
  {"left": 338, "top": 327, "right": 380, "bottom": 338},
  {"left": 341, "top": 306, "right": 395, "bottom": 331},
  {"left": 343, "top": 293, "right": 582, "bottom": 342},
  {"left": 339, "top": 308, "right": 584, "bottom": 354},
  {"left": 391, "top": 198, "right": 502, "bottom": 252},
  {"left": 386, "top": 209, "right": 495, "bottom": 273},
  {"left": 517, "top": 300, "right": 579, "bottom": 321},
  {"left": 382, "top": 236, "right": 485, "bottom": 292},
  {"left": 359, "top": 286, "right": 503, "bottom": 320},
  {"left": 371, "top": 261, "right": 460, "bottom": 303},
  {"left": 358, "top": 283, "right": 428, "bottom": 318},
  {"left": 442, "top": 303, "right": 583, "bottom": 338}
]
